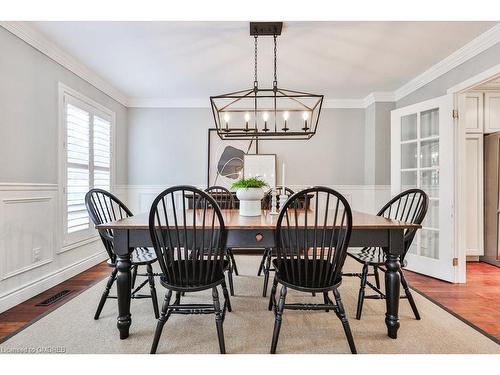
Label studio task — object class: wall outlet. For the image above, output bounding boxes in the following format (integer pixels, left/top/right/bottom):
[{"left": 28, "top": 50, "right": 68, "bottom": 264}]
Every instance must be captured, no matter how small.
[{"left": 32, "top": 247, "right": 42, "bottom": 263}]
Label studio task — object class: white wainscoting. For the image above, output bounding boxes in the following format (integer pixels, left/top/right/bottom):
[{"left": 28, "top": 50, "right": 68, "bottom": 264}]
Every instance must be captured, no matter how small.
[
  {"left": 119, "top": 184, "right": 391, "bottom": 215},
  {"left": 0, "top": 183, "right": 107, "bottom": 313}
]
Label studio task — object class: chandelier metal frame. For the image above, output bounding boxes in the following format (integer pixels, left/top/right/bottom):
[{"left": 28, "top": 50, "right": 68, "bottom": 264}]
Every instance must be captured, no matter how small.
[{"left": 210, "top": 22, "right": 324, "bottom": 141}]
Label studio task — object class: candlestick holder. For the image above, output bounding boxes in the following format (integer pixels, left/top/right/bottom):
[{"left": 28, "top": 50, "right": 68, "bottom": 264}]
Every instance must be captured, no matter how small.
[
  {"left": 269, "top": 188, "right": 278, "bottom": 215},
  {"left": 278, "top": 193, "right": 288, "bottom": 212}
]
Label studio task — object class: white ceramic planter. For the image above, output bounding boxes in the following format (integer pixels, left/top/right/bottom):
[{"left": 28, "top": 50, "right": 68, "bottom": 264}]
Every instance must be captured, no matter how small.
[{"left": 236, "top": 188, "right": 265, "bottom": 216}]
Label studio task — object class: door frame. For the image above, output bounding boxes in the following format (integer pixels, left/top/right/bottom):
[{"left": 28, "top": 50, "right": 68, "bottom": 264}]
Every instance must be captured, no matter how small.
[{"left": 447, "top": 63, "right": 500, "bottom": 283}]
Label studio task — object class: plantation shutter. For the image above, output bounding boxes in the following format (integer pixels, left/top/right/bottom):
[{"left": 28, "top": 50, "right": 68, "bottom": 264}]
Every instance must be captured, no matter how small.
[
  {"left": 63, "top": 93, "right": 113, "bottom": 242},
  {"left": 66, "top": 102, "right": 91, "bottom": 234},
  {"left": 93, "top": 115, "right": 111, "bottom": 191}
]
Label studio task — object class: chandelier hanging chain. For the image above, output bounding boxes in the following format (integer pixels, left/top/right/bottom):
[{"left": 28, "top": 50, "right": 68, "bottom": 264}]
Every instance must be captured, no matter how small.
[
  {"left": 253, "top": 36, "right": 258, "bottom": 90},
  {"left": 273, "top": 33, "right": 278, "bottom": 90}
]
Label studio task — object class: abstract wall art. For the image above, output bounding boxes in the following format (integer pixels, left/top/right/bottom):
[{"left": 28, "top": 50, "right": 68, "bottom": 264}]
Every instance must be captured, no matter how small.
[{"left": 207, "top": 128, "right": 258, "bottom": 189}]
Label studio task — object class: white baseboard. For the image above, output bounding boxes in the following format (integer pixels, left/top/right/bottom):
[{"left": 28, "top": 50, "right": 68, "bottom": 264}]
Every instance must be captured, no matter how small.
[
  {"left": 0, "top": 182, "right": 109, "bottom": 313},
  {"left": 0, "top": 250, "right": 107, "bottom": 313}
]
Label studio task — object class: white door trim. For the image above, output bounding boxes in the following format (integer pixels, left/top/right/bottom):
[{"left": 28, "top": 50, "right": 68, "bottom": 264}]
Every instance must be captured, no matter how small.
[{"left": 448, "top": 67, "right": 500, "bottom": 283}]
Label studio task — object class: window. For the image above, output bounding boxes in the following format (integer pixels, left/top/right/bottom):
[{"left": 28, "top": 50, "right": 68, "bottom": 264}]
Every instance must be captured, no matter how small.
[{"left": 60, "top": 86, "right": 114, "bottom": 245}]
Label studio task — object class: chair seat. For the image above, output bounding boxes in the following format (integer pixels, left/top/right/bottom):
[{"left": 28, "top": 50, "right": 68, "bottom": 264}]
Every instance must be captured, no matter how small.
[
  {"left": 348, "top": 247, "right": 408, "bottom": 267},
  {"left": 272, "top": 259, "right": 342, "bottom": 291},
  {"left": 159, "top": 260, "right": 226, "bottom": 291},
  {"left": 107, "top": 247, "right": 157, "bottom": 267}
]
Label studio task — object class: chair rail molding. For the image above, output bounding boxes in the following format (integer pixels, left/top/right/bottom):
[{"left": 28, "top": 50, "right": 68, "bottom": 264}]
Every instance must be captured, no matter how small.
[{"left": 0, "top": 183, "right": 106, "bottom": 313}]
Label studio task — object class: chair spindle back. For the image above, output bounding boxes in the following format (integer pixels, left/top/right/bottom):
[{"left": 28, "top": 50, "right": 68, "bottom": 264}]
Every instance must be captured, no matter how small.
[
  {"left": 149, "top": 186, "right": 227, "bottom": 288},
  {"left": 377, "top": 188, "right": 428, "bottom": 259},
  {"left": 85, "top": 189, "right": 133, "bottom": 262},
  {"left": 275, "top": 186, "right": 353, "bottom": 289}
]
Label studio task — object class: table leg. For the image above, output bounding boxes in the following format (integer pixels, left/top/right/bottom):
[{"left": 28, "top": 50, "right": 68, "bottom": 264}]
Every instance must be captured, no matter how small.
[
  {"left": 385, "top": 230, "right": 403, "bottom": 339},
  {"left": 114, "top": 229, "right": 132, "bottom": 339}
]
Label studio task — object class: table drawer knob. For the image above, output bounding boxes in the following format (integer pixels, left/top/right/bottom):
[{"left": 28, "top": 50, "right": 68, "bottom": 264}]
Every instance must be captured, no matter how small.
[{"left": 255, "top": 233, "right": 264, "bottom": 242}]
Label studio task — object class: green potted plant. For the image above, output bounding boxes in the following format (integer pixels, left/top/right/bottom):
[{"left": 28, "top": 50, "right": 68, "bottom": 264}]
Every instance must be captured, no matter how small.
[{"left": 232, "top": 177, "right": 267, "bottom": 216}]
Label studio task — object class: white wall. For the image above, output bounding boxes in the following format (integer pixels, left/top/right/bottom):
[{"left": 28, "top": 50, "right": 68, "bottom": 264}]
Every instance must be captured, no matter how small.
[{"left": 0, "top": 27, "right": 128, "bottom": 312}]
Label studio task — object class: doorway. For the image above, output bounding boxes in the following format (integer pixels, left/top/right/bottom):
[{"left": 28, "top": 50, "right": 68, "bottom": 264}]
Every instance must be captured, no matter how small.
[{"left": 457, "top": 77, "right": 500, "bottom": 268}]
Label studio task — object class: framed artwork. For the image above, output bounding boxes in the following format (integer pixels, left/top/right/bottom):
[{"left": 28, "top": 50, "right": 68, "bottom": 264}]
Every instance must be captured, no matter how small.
[
  {"left": 207, "top": 129, "right": 258, "bottom": 190},
  {"left": 244, "top": 154, "right": 276, "bottom": 189}
]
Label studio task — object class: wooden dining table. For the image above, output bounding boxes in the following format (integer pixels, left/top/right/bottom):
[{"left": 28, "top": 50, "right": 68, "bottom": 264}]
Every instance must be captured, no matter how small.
[{"left": 97, "top": 209, "right": 420, "bottom": 341}]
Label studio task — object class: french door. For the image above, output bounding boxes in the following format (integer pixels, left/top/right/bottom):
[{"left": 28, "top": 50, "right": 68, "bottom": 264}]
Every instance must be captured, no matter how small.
[{"left": 391, "top": 94, "right": 459, "bottom": 282}]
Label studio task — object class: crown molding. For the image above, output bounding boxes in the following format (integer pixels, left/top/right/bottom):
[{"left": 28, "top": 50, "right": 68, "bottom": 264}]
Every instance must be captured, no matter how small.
[
  {"left": 129, "top": 97, "right": 370, "bottom": 109},
  {"left": 363, "top": 92, "right": 395, "bottom": 107},
  {"left": 0, "top": 21, "right": 130, "bottom": 107},
  {"left": 127, "top": 97, "right": 210, "bottom": 108},
  {"left": 323, "top": 98, "right": 365, "bottom": 109},
  {"left": 3, "top": 21, "right": 500, "bottom": 109},
  {"left": 394, "top": 23, "right": 500, "bottom": 102}
]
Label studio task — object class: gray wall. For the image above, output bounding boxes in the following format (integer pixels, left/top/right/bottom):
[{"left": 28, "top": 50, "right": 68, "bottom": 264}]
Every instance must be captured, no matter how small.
[
  {"left": 128, "top": 108, "right": 210, "bottom": 186},
  {"left": 128, "top": 107, "right": 368, "bottom": 186},
  {"left": 364, "top": 102, "right": 394, "bottom": 185},
  {"left": 0, "top": 27, "right": 128, "bottom": 184},
  {"left": 397, "top": 42, "right": 500, "bottom": 107}
]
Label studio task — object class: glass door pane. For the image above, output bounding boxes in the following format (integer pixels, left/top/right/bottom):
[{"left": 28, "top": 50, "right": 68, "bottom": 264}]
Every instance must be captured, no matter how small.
[
  {"left": 420, "top": 230, "right": 439, "bottom": 259},
  {"left": 401, "top": 113, "right": 417, "bottom": 141},
  {"left": 420, "top": 108, "right": 439, "bottom": 138},
  {"left": 420, "top": 139, "right": 439, "bottom": 167},
  {"left": 401, "top": 142, "right": 418, "bottom": 169},
  {"left": 420, "top": 169, "right": 439, "bottom": 198}
]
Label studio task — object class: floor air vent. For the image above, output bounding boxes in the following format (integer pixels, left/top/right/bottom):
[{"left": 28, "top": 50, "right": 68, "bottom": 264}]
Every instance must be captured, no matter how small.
[{"left": 36, "top": 290, "right": 72, "bottom": 306}]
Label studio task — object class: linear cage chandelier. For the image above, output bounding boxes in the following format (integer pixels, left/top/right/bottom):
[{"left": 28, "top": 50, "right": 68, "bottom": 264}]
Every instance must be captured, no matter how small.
[{"left": 210, "top": 22, "right": 323, "bottom": 140}]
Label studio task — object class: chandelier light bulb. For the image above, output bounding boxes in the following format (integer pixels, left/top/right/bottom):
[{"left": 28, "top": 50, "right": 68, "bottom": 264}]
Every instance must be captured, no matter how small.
[
  {"left": 283, "top": 111, "right": 290, "bottom": 121},
  {"left": 262, "top": 112, "right": 269, "bottom": 121},
  {"left": 224, "top": 113, "right": 230, "bottom": 122},
  {"left": 302, "top": 111, "right": 309, "bottom": 120},
  {"left": 244, "top": 112, "right": 250, "bottom": 122}
]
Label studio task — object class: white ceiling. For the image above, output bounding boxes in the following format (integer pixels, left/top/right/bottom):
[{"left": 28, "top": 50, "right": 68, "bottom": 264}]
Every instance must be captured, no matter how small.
[{"left": 28, "top": 21, "right": 498, "bottom": 102}]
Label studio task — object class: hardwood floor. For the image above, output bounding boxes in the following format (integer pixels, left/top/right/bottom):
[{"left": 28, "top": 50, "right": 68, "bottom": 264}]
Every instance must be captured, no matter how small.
[
  {"left": 0, "top": 261, "right": 110, "bottom": 343},
  {"left": 1, "top": 258, "right": 498, "bottom": 344},
  {"left": 405, "top": 262, "right": 500, "bottom": 343}
]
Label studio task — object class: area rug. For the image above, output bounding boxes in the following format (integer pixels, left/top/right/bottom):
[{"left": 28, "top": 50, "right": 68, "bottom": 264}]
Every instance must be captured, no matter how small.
[{"left": 1, "top": 256, "right": 498, "bottom": 354}]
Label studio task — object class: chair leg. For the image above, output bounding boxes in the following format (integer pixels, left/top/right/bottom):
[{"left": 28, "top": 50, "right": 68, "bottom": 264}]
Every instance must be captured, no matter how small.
[
  {"left": 147, "top": 263, "right": 159, "bottom": 319},
  {"left": 262, "top": 248, "right": 271, "bottom": 297},
  {"left": 228, "top": 248, "right": 239, "bottom": 276},
  {"left": 270, "top": 285, "right": 287, "bottom": 354},
  {"left": 131, "top": 265, "right": 138, "bottom": 289},
  {"left": 212, "top": 287, "right": 226, "bottom": 354},
  {"left": 94, "top": 268, "right": 117, "bottom": 320},
  {"left": 227, "top": 262, "right": 235, "bottom": 296},
  {"left": 268, "top": 276, "right": 278, "bottom": 311},
  {"left": 150, "top": 289, "right": 172, "bottom": 354},
  {"left": 257, "top": 250, "right": 267, "bottom": 276},
  {"left": 323, "top": 292, "right": 330, "bottom": 312},
  {"left": 221, "top": 279, "right": 232, "bottom": 312},
  {"left": 399, "top": 269, "right": 421, "bottom": 320},
  {"left": 332, "top": 288, "right": 357, "bottom": 354},
  {"left": 355, "top": 263, "right": 369, "bottom": 320},
  {"left": 373, "top": 265, "right": 381, "bottom": 289}
]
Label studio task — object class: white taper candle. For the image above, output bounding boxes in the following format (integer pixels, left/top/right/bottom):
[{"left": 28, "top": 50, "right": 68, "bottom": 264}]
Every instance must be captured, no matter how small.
[{"left": 282, "top": 162, "right": 286, "bottom": 189}]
